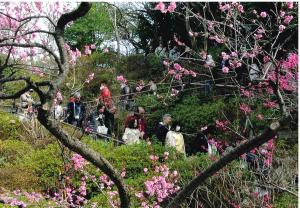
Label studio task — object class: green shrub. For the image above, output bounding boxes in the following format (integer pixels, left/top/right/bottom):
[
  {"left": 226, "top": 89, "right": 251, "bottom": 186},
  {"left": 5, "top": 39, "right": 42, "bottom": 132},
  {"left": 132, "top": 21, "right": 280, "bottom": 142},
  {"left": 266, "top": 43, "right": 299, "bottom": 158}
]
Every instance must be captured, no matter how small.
[
  {"left": 171, "top": 96, "right": 224, "bottom": 132},
  {"left": 14, "top": 143, "right": 63, "bottom": 190},
  {"left": 274, "top": 192, "right": 298, "bottom": 208},
  {"left": 116, "top": 53, "right": 164, "bottom": 80},
  {"left": 0, "top": 112, "right": 21, "bottom": 140},
  {"left": 0, "top": 139, "right": 32, "bottom": 165},
  {"left": 0, "top": 166, "right": 40, "bottom": 191}
]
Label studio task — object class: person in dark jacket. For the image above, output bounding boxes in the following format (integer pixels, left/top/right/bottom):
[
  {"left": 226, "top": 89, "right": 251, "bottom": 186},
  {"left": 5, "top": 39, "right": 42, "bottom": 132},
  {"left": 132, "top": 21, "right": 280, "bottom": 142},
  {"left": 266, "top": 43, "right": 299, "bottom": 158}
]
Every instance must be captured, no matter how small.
[
  {"left": 120, "top": 81, "right": 133, "bottom": 111},
  {"left": 193, "top": 125, "right": 216, "bottom": 154},
  {"left": 88, "top": 103, "right": 108, "bottom": 134},
  {"left": 66, "top": 92, "right": 86, "bottom": 128},
  {"left": 155, "top": 114, "right": 172, "bottom": 145}
]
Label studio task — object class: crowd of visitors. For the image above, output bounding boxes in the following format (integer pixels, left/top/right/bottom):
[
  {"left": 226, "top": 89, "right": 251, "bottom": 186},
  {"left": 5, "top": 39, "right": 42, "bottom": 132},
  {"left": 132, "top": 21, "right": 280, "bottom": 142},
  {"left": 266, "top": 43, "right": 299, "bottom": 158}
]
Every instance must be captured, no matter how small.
[
  {"left": 17, "top": 79, "right": 197, "bottom": 156},
  {"left": 17, "top": 43, "right": 271, "bottom": 159}
]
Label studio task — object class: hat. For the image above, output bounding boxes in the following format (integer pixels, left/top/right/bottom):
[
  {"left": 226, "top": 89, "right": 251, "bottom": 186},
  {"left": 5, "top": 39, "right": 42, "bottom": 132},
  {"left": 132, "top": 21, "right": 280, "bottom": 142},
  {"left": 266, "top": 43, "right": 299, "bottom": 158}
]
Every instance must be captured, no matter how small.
[{"left": 29, "top": 89, "right": 34, "bottom": 92}]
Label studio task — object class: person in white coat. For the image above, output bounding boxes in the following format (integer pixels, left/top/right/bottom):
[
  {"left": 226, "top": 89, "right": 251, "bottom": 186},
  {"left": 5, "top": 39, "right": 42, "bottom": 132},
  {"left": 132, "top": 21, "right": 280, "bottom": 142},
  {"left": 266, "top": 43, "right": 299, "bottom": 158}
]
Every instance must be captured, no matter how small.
[
  {"left": 122, "top": 117, "right": 142, "bottom": 145},
  {"left": 165, "top": 123, "right": 186, "bottom": 155}
]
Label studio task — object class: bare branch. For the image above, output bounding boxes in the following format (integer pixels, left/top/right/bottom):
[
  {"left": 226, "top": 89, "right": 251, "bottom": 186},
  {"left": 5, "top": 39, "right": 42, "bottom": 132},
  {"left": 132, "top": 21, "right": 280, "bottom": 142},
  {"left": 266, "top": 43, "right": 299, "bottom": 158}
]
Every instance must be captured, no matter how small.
[{"left": 56, "top": 2, "right": 92, "bottom": 30}]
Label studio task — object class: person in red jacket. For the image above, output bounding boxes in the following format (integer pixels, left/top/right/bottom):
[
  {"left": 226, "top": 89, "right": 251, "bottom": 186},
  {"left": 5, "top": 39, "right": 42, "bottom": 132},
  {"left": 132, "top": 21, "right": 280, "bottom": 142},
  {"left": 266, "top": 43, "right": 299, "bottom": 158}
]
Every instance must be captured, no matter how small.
[
  {"left": 125, "top": 107, "right": 148, "bottom": 140},
  {"left": 99, "top": 82, "right": 112, "bottom": 108}
]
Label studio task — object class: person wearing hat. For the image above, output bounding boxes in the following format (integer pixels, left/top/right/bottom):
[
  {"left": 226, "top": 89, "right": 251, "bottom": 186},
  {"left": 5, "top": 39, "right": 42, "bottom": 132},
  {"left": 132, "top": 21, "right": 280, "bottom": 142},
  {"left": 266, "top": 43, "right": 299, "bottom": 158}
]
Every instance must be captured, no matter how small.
[
  {"left": 20, "top": 89, "right": 35, "bottom": 109},
  {"left": 66, "top": 92, "right": 86, "bottom": 128},
  {"left": 155, "top": 114, "right": 172, "bottom": 145}
]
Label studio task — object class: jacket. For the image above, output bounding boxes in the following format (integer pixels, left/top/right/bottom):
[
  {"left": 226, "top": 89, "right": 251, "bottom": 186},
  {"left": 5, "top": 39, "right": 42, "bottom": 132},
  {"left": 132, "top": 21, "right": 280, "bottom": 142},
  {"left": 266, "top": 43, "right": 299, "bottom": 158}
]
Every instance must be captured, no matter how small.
[
  {"left": 67, "top": 101, "right": 85, "bottom": 124},
  {"left": 155, "top": 122, "right": 170, "bottom": 145},
  {"left": 165, "top": 131, "right": 185, "bottom": 154}
]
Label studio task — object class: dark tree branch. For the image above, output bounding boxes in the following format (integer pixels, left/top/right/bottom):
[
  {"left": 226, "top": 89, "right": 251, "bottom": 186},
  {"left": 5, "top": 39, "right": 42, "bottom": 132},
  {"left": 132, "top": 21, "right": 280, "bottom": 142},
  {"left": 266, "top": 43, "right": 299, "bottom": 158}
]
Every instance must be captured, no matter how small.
[
  {"left": 0, "top": 42, "right": 63, "bottom": 73},
  {"left": 0, "top": 86, "right": 31, "bottom": 100},
  {"left": 166, "top": 115, "right": 289, "bottom": 208},
  {"left": 37, "top": 108, "right": 130, "bottom": 208},
  {"left": 57, "top": 2, "right": 92, "bottom": 31}
]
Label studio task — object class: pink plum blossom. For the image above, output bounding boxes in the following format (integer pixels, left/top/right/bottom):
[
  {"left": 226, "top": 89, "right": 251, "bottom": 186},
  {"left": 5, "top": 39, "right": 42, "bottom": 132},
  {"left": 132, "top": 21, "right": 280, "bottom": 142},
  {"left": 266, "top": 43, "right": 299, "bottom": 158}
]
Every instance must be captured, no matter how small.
[
  {"left": 283, "top": 15, "right": 293, "bottom": 24},
  {"left": 215, "top": 120, "right": 229, "bottom": 131},
  {"left": 279, "top": 25, "right": 286, "bottom": 32},
  {"left": 85, "top": 73, "right": 95, "bottom": 83},
  {"left": 237, "top": 4, "right": 244, "bottom": 13},
  {"left": 163, "top": 60, "right": 169, "bottom": 66},
  {"left": 84, "top": 45, "right": 91, "bottom": 55},
  {"left": 117, "top": 75, "right": 127, "bottom": 83},
  {"left": 286, "top": 1, "right": 294, "bottom": 9},
  {"left": 155, "top": 2, "right": 166, "bottom": 13},
  {"left": 263, "top": 101, "right": 277, "bottom": 109},
  {"left": 222, "top": 66, "right": 229, "bottom": 74},
  {"left": 167, "top": 2, "right": 176, "bottom": 13},
  {"left": 282, "top": 53, "right": 298, "bottom": 70},
  {"left": 240, "top": 88, "right": 254, "bottom": 97},
  {"left": 231, "top": 51, "right": 238, "bottom": 57},
  {"left": 121, "top": 170, "right": 126, "bottom": 178},
  {"left": 174, "top": 74, "right": 182, "bottom": 80},
  {"left": 90, "top": 44, "right": 96, "bottom": 49},
  {"left": 34, "top": 2, "right": 42, "bottom": 11},
  {"left": 207, "top": 21, "right": 214, "bottom": 31},
  {"left": 263, "top": 56, "right": 271, "bottom": 63},
  {"left": 173, "top": 63, "right": 182, "bottom": 71},
  {"left": 189, "top": 70, "right": 197, "bottom": 77},
  {"left": 71, "top": 154, "right": 87, "bottom": 171},
  {"left": 256, "top": 114, "right": 264, "bottom": 120},
  {"left": 260, "top": 11, "right": 267, "bottom": 18},
  {"left": 239, "top": 103, "right": 252, "bottom": 115},
  {"left": 254, "top": 34, "right": 263, "bottom": 40},
  {"left": 168, "top": 69, "right": 176, "bottom": 75}
]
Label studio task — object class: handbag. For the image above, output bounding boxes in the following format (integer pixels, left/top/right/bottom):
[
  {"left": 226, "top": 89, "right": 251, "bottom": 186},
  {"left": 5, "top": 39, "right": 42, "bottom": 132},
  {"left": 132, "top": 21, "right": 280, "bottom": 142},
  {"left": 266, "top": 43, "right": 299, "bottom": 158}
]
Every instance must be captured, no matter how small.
[{"left": 97, "top": 125, "right": 108, "bottom": 135}]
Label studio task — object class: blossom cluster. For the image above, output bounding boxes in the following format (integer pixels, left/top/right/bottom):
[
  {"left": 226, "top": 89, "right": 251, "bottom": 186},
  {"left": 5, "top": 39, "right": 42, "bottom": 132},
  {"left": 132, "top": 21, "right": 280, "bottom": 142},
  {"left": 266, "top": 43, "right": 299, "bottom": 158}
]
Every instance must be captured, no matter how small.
[
  {"left": 71, "top": 153, "right": 87, "bottom": 171},
  {"left": 155, "top": 2, "right": 176, "bottom": 13},
  {"left": 215, "top": 119, "right": 230, "bottom": 131},
  {"left": 167, "top": 62, "right": 197, "bottom": 81},
  {"left": 85, "top": 72, "right": 95, "bottom": 84},
  {"left": 116, "top": 75, "right": 127, "bottom": 83},
  {"left": 135, "top": 153, "right": 180, "bottom": 208},
  {"left": 239, "top": 103, "right": 252, "bottom": 115}
]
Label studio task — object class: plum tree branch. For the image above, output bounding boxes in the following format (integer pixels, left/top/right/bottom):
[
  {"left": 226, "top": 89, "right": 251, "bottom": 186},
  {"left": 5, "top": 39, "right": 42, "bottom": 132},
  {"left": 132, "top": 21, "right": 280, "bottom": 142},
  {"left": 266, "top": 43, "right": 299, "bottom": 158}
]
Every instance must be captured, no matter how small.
[
  {"left": 166, "top": 115, "right": 289, "bottom": 208},
  {"left": 57, "top": 2, "right": 92, "bottom": 31},
  {"left": 0, "top": 42, "right": 63, "bottom": 73}
]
